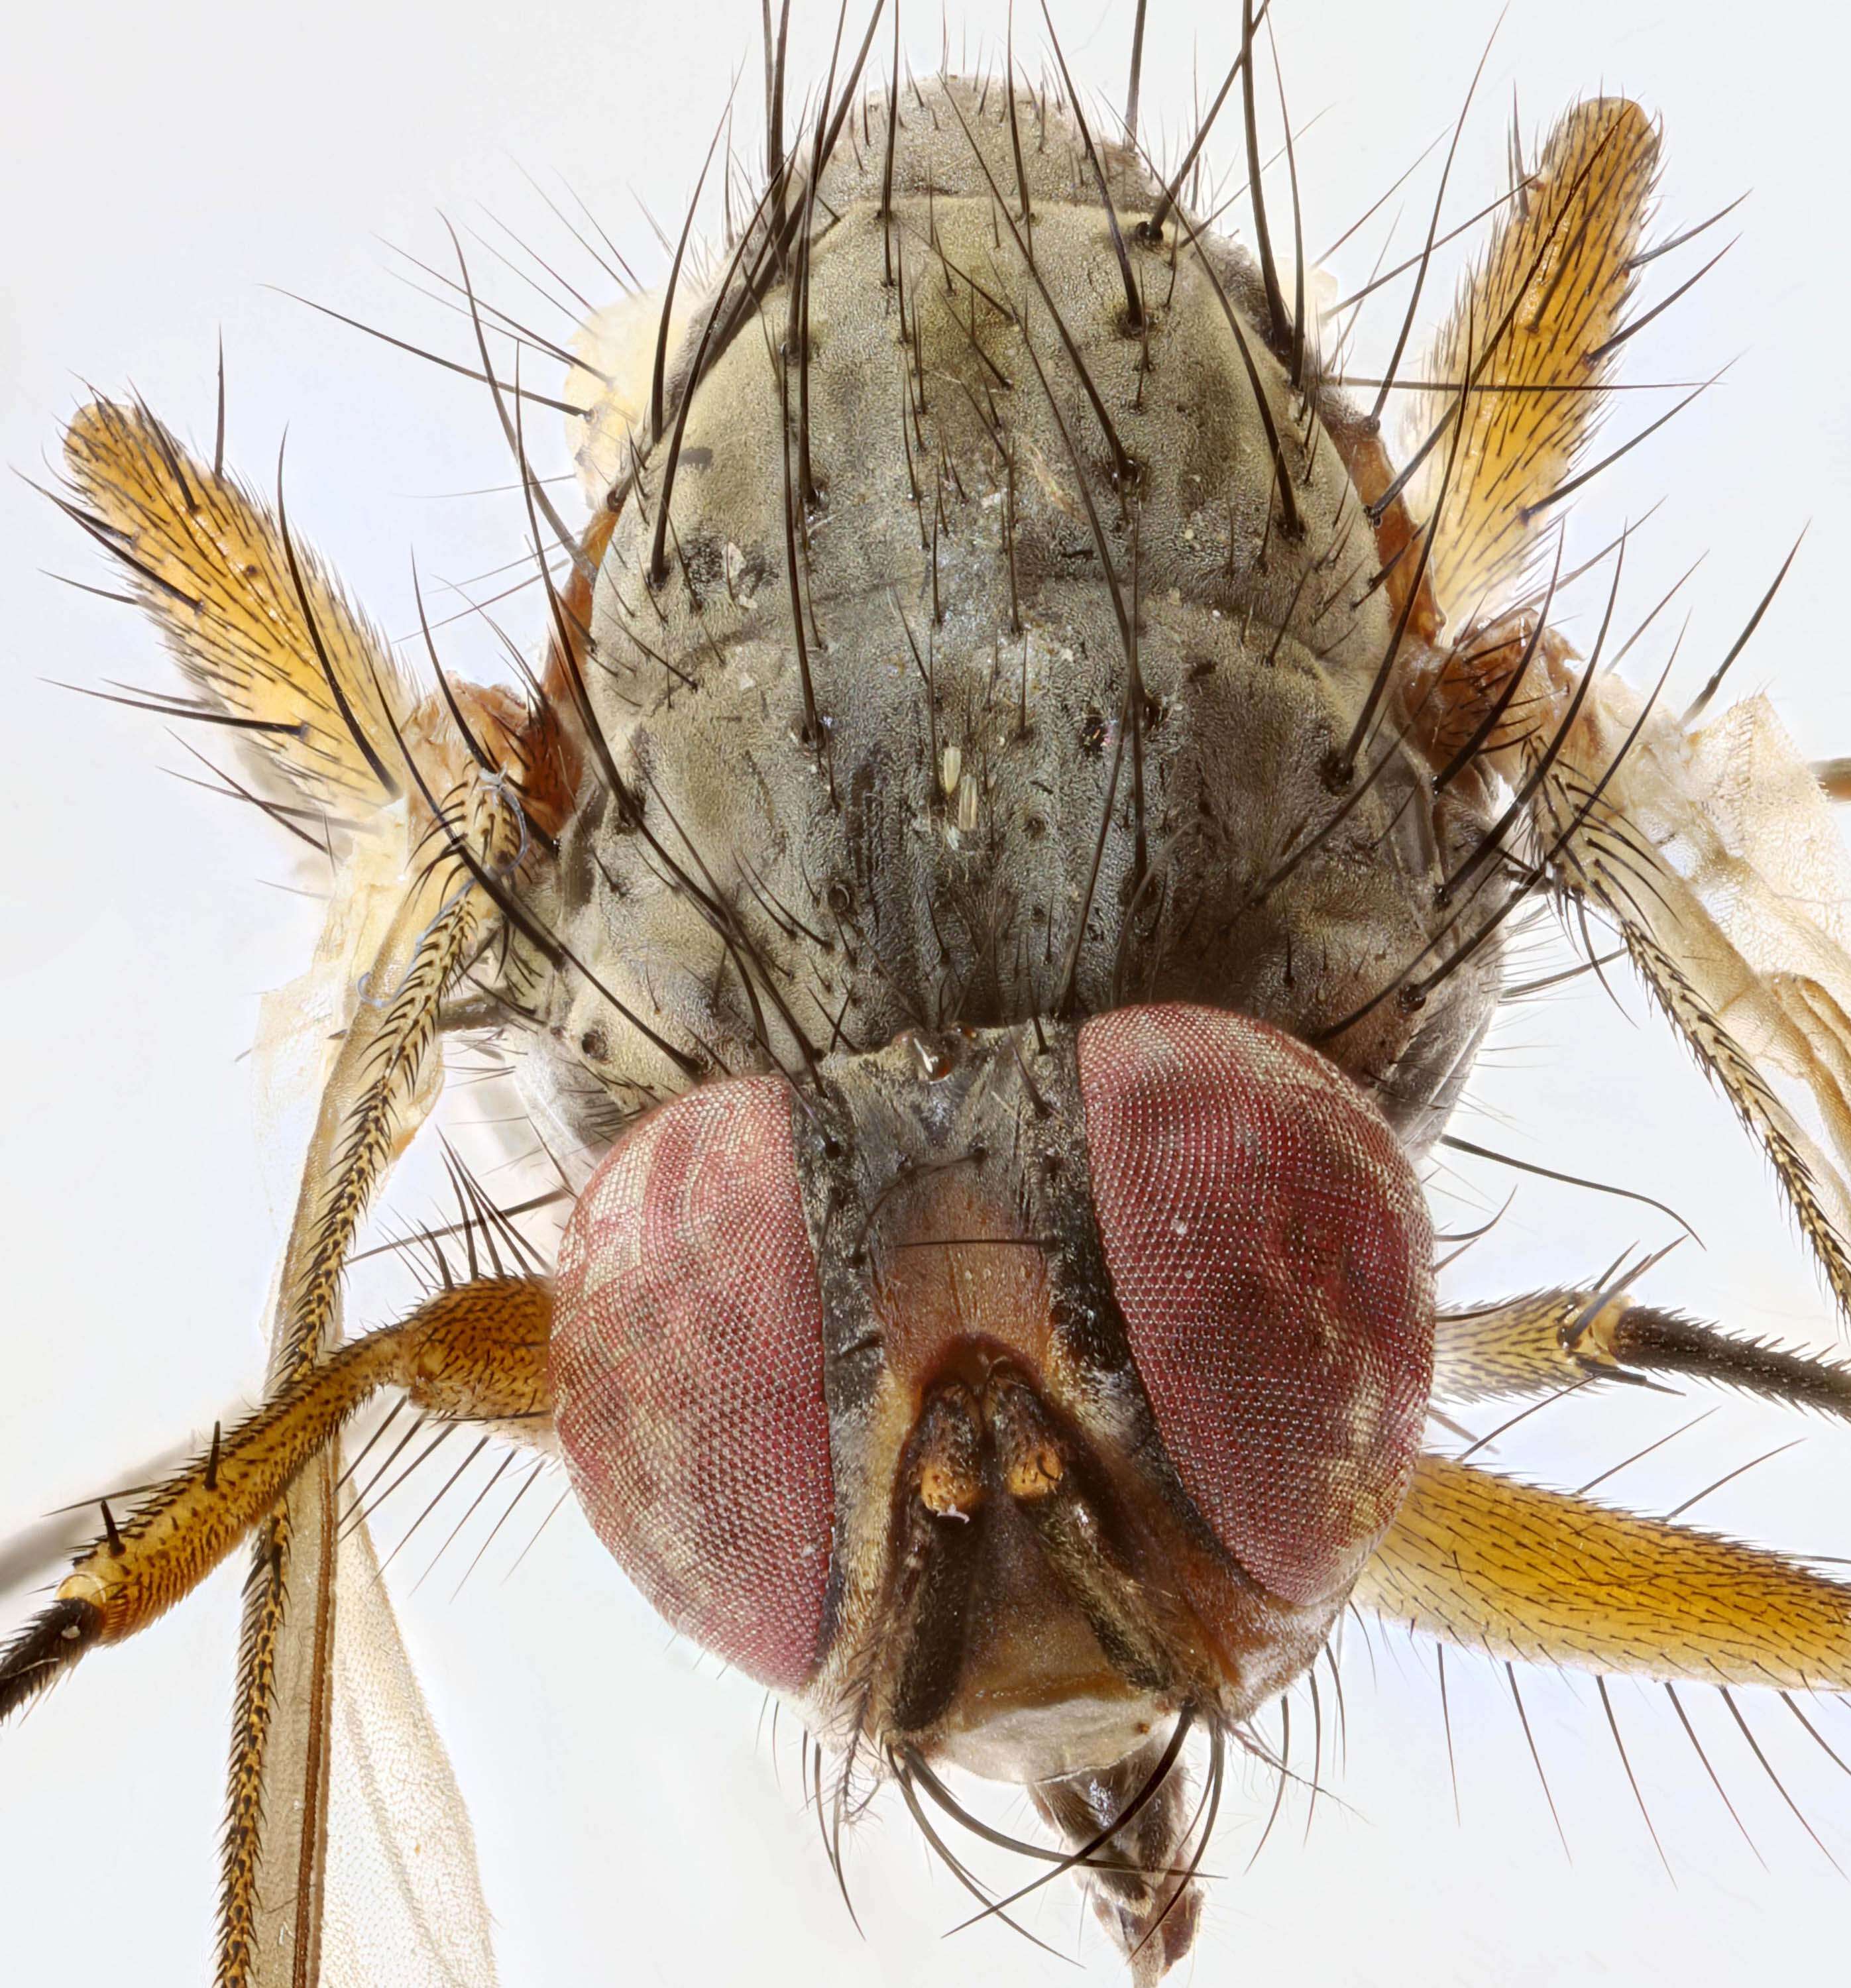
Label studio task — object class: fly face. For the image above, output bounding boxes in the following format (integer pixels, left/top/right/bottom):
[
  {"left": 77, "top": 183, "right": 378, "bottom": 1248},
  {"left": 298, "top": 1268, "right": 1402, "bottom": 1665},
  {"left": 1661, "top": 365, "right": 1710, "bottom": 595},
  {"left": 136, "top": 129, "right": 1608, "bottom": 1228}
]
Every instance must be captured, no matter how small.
[
  {"left": 12, "top": 4, "right": 1851, "bottom": 1985},
  {"left": 550, "top": 1005, "right": 1430, "bottom": 1966}
]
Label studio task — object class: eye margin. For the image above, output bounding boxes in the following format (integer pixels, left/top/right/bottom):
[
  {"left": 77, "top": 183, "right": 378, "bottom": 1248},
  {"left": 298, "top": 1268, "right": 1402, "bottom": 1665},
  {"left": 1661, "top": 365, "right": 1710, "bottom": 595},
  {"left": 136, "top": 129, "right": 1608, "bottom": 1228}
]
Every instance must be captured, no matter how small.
[
  {"left": 1076, "top": 1001, "right": 1435, "bottom": 1608},
  {"left": 550, "top": 1073, "right": 836, "bottom": 1693}
]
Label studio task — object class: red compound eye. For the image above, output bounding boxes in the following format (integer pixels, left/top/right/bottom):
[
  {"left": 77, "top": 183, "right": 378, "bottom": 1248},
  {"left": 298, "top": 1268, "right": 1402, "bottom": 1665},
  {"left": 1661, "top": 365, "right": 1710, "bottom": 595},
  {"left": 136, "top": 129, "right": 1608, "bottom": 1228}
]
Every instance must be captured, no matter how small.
[
  {"left": 551, "top": 1077, "right": 832, "bottom": 1690},
  {"left": 1078, "top": 1005, "right": 1433, "bottom": 1606}
]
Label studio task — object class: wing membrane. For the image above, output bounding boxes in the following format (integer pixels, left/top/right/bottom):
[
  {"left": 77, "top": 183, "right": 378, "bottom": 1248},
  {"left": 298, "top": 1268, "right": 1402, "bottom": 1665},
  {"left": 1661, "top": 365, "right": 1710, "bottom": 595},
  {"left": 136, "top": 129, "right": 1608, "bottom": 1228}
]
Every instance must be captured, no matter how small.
[
  {"left": 1543, "top": 677, "right": 1851, "bottom": 1319},
  {"left": 321, "top": 1514, "right": 498, "bottom": 1988},
  {"left": 61, "top": 400, "right": 527, "bottom": 1986},
  {"left": 223, "top": 818, "right": 516, "bottom": 1983}
]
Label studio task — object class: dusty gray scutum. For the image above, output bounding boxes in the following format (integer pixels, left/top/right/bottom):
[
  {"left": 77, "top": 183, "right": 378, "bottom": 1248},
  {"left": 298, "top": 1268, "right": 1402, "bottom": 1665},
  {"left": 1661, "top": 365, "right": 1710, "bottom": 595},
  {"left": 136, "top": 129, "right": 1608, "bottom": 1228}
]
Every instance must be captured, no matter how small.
[{"left": 514, "top": 74, "right": 1502, "bottom": 1164}]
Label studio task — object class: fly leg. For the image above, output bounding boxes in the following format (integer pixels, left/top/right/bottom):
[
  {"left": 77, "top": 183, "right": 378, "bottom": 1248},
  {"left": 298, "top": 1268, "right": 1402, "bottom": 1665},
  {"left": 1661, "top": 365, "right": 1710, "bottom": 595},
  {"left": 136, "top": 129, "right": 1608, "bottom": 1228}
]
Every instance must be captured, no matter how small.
[
  {"left": 0, "top": 1274, "right": 551, "bottom": 1721},
  {"left": 1369, "top": 1266, "right": 1851, "bottom": 1684},
  {"left": 56, "top": 390, "right": 572, "bottom": 1985},
  {"left": 1434, "top": 1278, "right": 1851, "bottom": 1417},
  {"left": 1359, "top": 89, "right": 1851, "bottom": 1321},
  {"left": 1358, "top": 1452, "right": 1851, "bottom": 1689},
  {"left": 1392, "top": 98, "right": 1662, "bottom": 629}
]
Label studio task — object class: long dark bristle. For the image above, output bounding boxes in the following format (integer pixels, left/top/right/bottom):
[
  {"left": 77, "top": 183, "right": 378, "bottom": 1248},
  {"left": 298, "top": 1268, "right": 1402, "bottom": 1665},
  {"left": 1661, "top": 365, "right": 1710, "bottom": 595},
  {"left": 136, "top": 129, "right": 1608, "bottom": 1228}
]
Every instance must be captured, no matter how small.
[
  {"left": 1329, "top": 296, "right": 1479, "bottom": 784},
  {"left": 889, "top": 1753, "right": 1070, "bottom": 1958},
  {"left": 1721, "top": 1689, "right": 1844, "bottom": 1875},
  {"left": 1266, "top": 22, "right": 1307, "bottom": 390},
  {"left": 767, "top": 0, "right": 793, "bottom": 249},
  {"left": 1506, "top": 1663, "right": 1571, "bottom": 1859},
  {"left": 946, "top": 1709, "right": 1198, "bottom": 1932},
  {"left": 1430, "top": 539, "right": 1567, "bottom": 795},
  {"left": 881, "top": 3, "right": 901, "bottom": 281},
  {"left": 649, "top": 160, "right": 793, "bottom": 590},
  {"left": 1440, "top": 1132, "right": 1699, "bottom": 1239},
  {"left": 274, "top": 443, "right": 402, "bottom": 799},
  {"left": 1174, "top": 209, "right": 1303, "bottom": 539},
  {"left": 1142, "top": 0, "right": 1272, "bottom": 241},
  {"left": 1005, "top": 10, "right": 1033, "bottom": 243},
  {"left": 940, "top": 81, "right": 1135, "bottom": 486},
  {"left": 651, "top": 107, "right": 729, "bottom": 445},
  {"left": 1038, "top": 2, "right": 1143, "bottom": 330},
  {"left": 1124, "top": 0, "right": 1148, "bottom": 149},
  {"left": 772, "top": 316, "right": 824, "bottom": 751},
  {"left": 1590, "top": 234, "right": 1736, "bottom": 366},
  {"left": 445, "top": 229, "right": 594, "bottom": 580},
  {"left": 1238, "top": 0, "right": 1288, "bottom": 351},
  {"left": 1667, "top": 1683, "right": 1764, "bottom": 1864},
  {"left": 1130, "top": 1721, "right": 1223, "bottom": 1965},
  {"left": 1368, "top": 23, "right": 1498, "bottom": 422}
]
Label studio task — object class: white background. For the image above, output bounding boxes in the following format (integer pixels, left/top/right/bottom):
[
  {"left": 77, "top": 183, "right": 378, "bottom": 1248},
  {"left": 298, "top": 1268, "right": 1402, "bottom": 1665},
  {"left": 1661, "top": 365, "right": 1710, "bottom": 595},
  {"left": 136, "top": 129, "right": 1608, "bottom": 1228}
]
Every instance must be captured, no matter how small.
[{"left": 6, "top": 1, "right": 1851, "bottom": 1982}]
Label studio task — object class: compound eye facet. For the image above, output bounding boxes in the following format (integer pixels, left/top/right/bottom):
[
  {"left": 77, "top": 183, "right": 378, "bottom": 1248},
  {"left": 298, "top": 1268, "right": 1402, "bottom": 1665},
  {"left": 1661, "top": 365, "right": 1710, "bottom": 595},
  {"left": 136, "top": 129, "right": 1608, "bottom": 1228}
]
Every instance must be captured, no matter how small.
[
  {"left": 1078, "top": 1005, "right": 1433, "bottom": 1606},
  {"left": 551, "top": 1076, "right": 832, "bottom": 1691}
]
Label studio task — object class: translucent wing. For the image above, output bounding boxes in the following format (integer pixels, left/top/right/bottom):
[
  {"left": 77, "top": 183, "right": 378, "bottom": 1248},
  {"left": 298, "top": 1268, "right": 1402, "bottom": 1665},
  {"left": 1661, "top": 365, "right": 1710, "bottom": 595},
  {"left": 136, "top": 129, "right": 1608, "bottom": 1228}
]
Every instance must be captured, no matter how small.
[
  {"left": 321, "top": 1517, "right": 498, "bottom": 1988},
  {"left": 1400, "top": 97, "right": 1851, "bottom": 1317},
  {"left": 233, "top": 881, "right": 499, "bottom": 1988},
  {"left": 62, "top": 400, "right": 519, "bottom": 1986},
  {"left": 231, "top": 829, "right": 504, "bottom": 1988},
  {"left": 1547, "top": 675, "right": 1851, "bottom": 1316}
]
